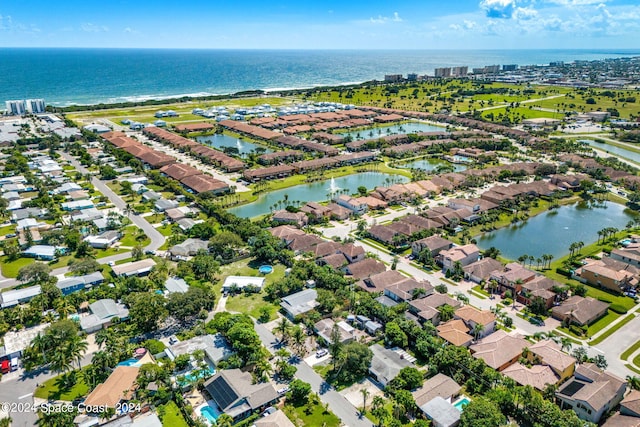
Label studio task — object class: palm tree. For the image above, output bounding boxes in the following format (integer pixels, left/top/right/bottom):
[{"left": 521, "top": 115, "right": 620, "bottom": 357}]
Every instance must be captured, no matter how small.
[
  {"left": 560, "top": 337, "right": 573, "bottom": 352},
  {"left": 627, "top": 375, "right": 640, "bottom": 391},
  {"left": 360, "top": 388, "right": 370, "bottom": 415},
  {"left": 473, "top": 323, "right": 485, "bottom": 341},
  {"left": 291, "top": 326, "right": 307, "bottom": 357},
  {"left": 275, "top": 318, "right": 291, "bottom": 344}
]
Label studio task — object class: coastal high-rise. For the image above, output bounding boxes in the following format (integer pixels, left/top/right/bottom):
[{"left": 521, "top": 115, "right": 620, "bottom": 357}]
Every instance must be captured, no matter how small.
[
  {"left": 26, "top": 99, "right": 46, "bottom": 114},
  {"left": 451, "top": 66, "right": 468, "bottom": 77},
  {"left": 5, "top": 100, "right": 26, "bottom": 115},
  {"left": 434, "top": 67, "right": 451, "bottom": 77}
]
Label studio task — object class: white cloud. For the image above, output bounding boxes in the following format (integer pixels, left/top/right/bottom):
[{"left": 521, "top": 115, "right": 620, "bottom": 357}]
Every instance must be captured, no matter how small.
[
  {"left": 515, "top": 7, "right": 538, "bottom": 20},
  {"left": 479, "top": 0, "right": 517, "bottom": 18},
  {"left": 544, "top": 0, "right": 606, "bottom": 5},
  {"left": 81, "top": 23, "right": 109, "bottom": 33},
  {"left": 369, "top": 12, "right": 403, "bottom": 24}
]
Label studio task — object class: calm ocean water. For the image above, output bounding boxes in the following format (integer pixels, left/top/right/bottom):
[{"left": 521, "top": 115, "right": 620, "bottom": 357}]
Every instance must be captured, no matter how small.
[{"left": 1, "top": 48, "right": 638, "bottom": 106}]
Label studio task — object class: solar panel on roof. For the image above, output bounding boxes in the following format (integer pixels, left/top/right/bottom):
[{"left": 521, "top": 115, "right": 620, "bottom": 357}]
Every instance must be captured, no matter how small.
[{"left": 208, "top": 376, "right": 238, "bottom": 410}]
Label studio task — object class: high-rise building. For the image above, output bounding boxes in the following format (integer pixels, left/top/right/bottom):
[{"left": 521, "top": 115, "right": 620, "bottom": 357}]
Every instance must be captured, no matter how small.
[
  {"left": 451, "top": 66, "right": 468, "bottom": 77},
  {"left": 407, "top": 73, "right": 418, "bottom": 81},
  {"left": 484, "top": 65, "right": 501, "bottom": 74},
  {"left": 25, "top": 99, "right": 46, "bottom": 114},
  {"left": 434, "top": 67, "right": 451, "bottom": 78},
  {"left": 384, "top": 74, "right": 403, "bottom": 83},
  {"left": 5, "top": 100, "right": 26, "bottom": 115},
  {"left": 502, "top": 64, "right": 518, "bottom": 72}
]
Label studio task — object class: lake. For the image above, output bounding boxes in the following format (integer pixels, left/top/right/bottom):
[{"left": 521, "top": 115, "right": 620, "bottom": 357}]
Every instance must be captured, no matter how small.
[
  {"left": 476, "top": 201, "right": 637, "bottom": 260},
  {"left": 229, "top": 172, "right": 408, "bottom": 218},
  {"left": 197, "top": 133, "right": 272, "bottom": 156},
  {"left": 581, "top": 139, "right": 640, "bottom": 164},
  {"left": 396, "top": 158, "right": 467, "bottom": 173},
  {"left": 339, "top": 121, "right": 444, "bottom": 140}
]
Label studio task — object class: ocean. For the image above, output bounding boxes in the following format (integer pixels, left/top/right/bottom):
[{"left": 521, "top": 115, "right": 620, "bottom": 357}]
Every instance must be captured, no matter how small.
[{"left": 1, "top": 48, "right": 638, "bottom": 107}]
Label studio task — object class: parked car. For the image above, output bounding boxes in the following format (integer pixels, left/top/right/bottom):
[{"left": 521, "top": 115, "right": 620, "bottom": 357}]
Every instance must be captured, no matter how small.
[
  {"left": 529, "top": 317, "right": 545, "bottom": 326},
  {"left": 262, "top": 407, "right": 276, "bottom": 417},
  {"left": 316, "top": 348, "right": 328, "bottom": 358},
  {"left": 277, "top": 386, "right": 290, "bottom": 395}
]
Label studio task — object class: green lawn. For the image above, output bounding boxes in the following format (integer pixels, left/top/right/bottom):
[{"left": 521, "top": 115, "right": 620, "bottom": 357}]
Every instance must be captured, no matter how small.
[
  {"left": 620, "top": 339, "right": 640, "bottom": 361},
  {"left": 587, "top": 310, "right": 621, "bottom": 337},
  {"left": 283, "top": 398, "right": 341, "bottom": 427},
  {"left": 159, "top": 401, "right": 189, "bottom": 427},
  {"left": 0, "top": 224, "right": 15, "bottom": 236},
  {"left": 34, "top": 372, "right": 89, "bottom": 401},
  {"left": 0, "top": 256, "right": 35, "bottom": 278},
  {"left": 156, "top": 224, "right": 174, "bottom": 237},
  {"left": 95, "top": 247, "right": 127, "bottom": 259},
  {"left": 119, "top": 226, "right": 150, "bottom": 247},
  {"left": 225, "top": 292, "right": 279, "bottom": 321}
]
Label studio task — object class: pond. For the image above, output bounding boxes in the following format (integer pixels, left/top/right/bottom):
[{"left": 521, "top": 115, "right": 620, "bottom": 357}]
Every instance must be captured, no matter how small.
[
  {"left": 396, "top": 158, "right": 467, "bottom": 173},
  {"left": 580, "top": 139, "right": 640, "bottom": 164},
  {"left": 229, "top": 172, "right": 409, "bottom": 218},
  {"left": 197, "top": 133, "right": 272, "bottom": 156},
  {"left": 339, "top": 121, "right": 445, "bottom": 140},
  {"left": 476, "top": 201, "right": 638, "bottom": 260}
]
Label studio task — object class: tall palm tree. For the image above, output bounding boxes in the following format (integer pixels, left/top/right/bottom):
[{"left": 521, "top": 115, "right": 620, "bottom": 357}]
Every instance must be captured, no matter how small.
[
  {"left": 560, "top": 337, "right": 573, "bottom": 352},
  {"left": 473, "top": 323, "right": 485, "bottom": 341},
  {"left": 360, "top": 388, "right": 370, "bottom": 415},
  {"left": 275, "top": 318, "right": 291, "bottom": 344},
  {"left": 627, "top": 375, "right": 640, "bottom": 391}
]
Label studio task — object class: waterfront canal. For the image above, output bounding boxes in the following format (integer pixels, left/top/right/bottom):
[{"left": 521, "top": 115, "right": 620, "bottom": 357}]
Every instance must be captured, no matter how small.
[
  {"left": 581, "top": 139, "right": 640, "bottom": 164},
  {"left": 339, "top": 121, "right": 445, "bottom": 140},
  {"left": 197, "top": 133, "right": 272, "bottom": 156},
  {"left": 229, "top": 172, "right": 408, "bottom": 218},
  {"left": 396, "top": 157, "right": 467, "bottom": 173},
  {"left": 476, "top": 201, "right": 637, "bottom": 259}
]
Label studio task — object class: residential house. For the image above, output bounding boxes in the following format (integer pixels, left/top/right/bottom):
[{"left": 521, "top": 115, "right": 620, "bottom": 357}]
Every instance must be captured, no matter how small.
[
  {"left": 23, "top": 245, "right": 66, "bottom": 260},
  {"left": 368, "top": 344, "right": 414, "bottom": 386},
  {"left": 463, "top": 258, "right": 503, "bottom": 284},
  {"left": 203, "top": 369, "right": 279, "bottom": 421},
  {"left": 164, "top": 277, "right": 190, "bottom": 294},
  {"left": 80, "top": 299, "right": 130, "bottom": 333},
  {"left": 111, "top": 259, "right": 157, "bottom": 277},
  {"left": 420, "top": 396, "right": 460, "bottom": 427},
  {"left": 611, "top": 244, "right": 640, "bottom": 268},
  {"left": 280, "top": 289, "right": 318, "bottom": 320},
  {"left": 469, "top": 330, "right": 529, "bottom": 371},
  {"left": 556, "top": 363, "right": 626, "bottom": 423},
  {"left": 530, "top": 339, "right": 576, "bottom": 381},
  {"left": 0, "top": 285, "right": 41, "bottom": 308},
  {"left": 384, "top": 278, "right": 434, "bottom": 303},
  {"left": 518, "top": 276, "right": 560, "bottom": 308},
  {"left": 454, "top": 305, "right": 496, "bottom": 338},
  {"left": 408, "top": 293, "right": 462, "bottom": 325},
  {"left": 169, "top": 238, "right": 209, "bottom": 258},
  {"left": 438, "top": 244, "right": 480, "bottom": 272},
  {"left": 154, "top": 198, "right": 179, "bottom": 212},
  {"left": 574, "top": 257, "right": 638, "bottom": 293},
  {"left": 489, "top": 262, "right": 537, "bottom": 293},
  {"left": 343, "top": 258, "right": 386, "bottom": 280},
  {"left": 358, "top": 270, "right": 407, "bottom": 293},
  {"left": 165, "top": 333, "right": 234, "bottom": 365},
  {"left": 413, "top": 373, "right": 461, "bottom": 408},
  {"left": 340, "top": 243, "right": 365, "bottom": 263},
  {"left": 436, "top": 320, "right": 473, "bottom": 347},
  {"left": 621, "top": 390, "right": 640, "bottom": 418},
  {"left": 272, "top": 210, "right": 308, "bottom": 228},
  {"left": 314, "top": 319, "right": 355, "bottom": 345},
  {"left": 335, "top": 195, "right": 368, "bottom": 215},
  {"left": 84, "top": 230, "right": 121, "bottom": 249},
  {"left": 326, "top": 203, "right": 351, "bottom": 220},
  {"left": 551, "top": 296, "right": 609, "bottom": 326},
  {"left": 300, "top": 202, "right": 331, "bottom": 219},
  {"left": 83, "top": 366, "right": 140, "bottom": 411},
  {"left": 222, "top": 276, "right": 265, "bottom": 292},
  {"left": 56, "top": 272, "right": 105, "bottom": 296},
  {"left": 411, "top": 235, "right": 454, "bottom": 258},
  {"left": 502, "top": 363, "right": 559, "bottom": 391},
  {"left": 254, "top": 410, "right": 296, "bottom": 427}
]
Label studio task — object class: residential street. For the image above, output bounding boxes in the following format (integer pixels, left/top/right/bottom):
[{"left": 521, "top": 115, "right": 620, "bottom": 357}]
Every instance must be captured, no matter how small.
[{"left": 253, "top": 323, "right": 373, "bottom": 427}]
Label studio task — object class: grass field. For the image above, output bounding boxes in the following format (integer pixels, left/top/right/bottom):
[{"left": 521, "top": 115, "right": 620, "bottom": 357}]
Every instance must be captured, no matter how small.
[
  {"left": 283, "top": 398, "right": 341, "bottom": 427},
  {"left": 0, "top": 256, "right": 35, "bottom": 278},
  {"left": 620, "top": 338, "right": 640, "bottom": 361},
  {"left": 34, "top": 372, "right": 89, "bottom": 401},
  {"left": 159, "top": 401, "right": 189, "bottom": 427}
]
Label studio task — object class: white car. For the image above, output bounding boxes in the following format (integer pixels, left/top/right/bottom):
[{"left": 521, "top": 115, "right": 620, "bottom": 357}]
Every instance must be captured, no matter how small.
[{"left": 316, "top": 348, "right": 328, "bottom": 358}]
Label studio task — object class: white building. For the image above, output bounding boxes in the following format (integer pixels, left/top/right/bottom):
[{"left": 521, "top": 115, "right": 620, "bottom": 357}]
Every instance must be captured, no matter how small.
[
  {"left": 25, "top": 99, "right": 46, "bottom": 114},
  {"left": 5, "top": 100, "right": 26, "bottom": 116}
]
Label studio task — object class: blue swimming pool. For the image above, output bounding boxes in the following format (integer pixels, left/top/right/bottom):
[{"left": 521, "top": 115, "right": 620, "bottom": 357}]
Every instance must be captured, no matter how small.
[
  {"left": 200, "top": 405, "right": 222, "bottom": 423},
  {"left": 453, "top": 396, "right": 471, "bottom": 412},
  {"left": 117, "top": 358, "right": 139, "bottom": 367},
  {"left": 259, "top": 265, "right": 273, "bottom": 274},
  {"left": 179, "top": 367, "right": 216, "bottom": 386}
]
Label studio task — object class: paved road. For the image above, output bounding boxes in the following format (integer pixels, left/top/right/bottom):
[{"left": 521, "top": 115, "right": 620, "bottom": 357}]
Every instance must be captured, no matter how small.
[
  {"left": 0, "top": 351, "right": 96, "bottom": 426},
  {"left": 59, "top": 152, "right": 165, "bottom": 252},
  {"left": 253, "top": 323, "right": 373, "bottom": 427}
]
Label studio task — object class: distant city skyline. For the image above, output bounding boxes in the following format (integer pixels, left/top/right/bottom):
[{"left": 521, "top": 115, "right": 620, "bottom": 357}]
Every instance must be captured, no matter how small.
[{"left": 1, "top": 0, "right": 640, "bottom": 49}]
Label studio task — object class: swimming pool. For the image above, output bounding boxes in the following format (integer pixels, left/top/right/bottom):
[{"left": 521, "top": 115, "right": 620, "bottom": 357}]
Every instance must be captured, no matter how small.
[
  {"left": 199, "top": 404, "right": 222, "bottom": 424},
  {"left": 179, "top": 367, "right": 216, "bottom": 386},
  {"left": 117, "top": 358, "right": 140, "bottom": 367},
  {"left": 259, "top": 265, "right": 273, "bottom": 274},
  {"left": 453, "top": 396, "right": 471, "bottom": 412}
]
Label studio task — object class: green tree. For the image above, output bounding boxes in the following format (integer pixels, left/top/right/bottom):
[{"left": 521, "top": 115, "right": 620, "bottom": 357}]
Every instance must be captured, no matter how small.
[
  {"left": 288, "top": 379, "right": 312, "bottom": 405},
  {"left": 385, "top": 321, "right": 408, "bottom": 348},
  {"left": 125, "top": 292, "right": 168, "bottom": 332},
  {"left": 460, "top": 396, "right": 506, "bottom": 427},
  {"left": 166, "top": 287, "right": 215, "bottom": 322},
  {"left": 17, "top": 262, "right": 52, "bottom": 285}
]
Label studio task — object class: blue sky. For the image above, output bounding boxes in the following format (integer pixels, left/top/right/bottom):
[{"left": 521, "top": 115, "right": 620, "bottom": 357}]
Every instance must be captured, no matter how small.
[{"left": 1, "top": 0, "right": 640, "bottom": 49}]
